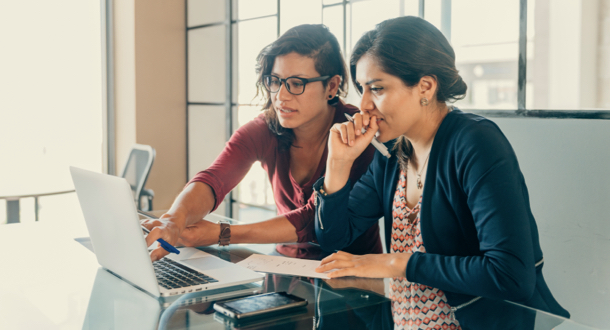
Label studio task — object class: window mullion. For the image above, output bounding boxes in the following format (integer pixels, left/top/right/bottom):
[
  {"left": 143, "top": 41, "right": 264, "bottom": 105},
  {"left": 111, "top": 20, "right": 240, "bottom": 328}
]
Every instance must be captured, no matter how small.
[
  {"left": 225, "top": 0, "right": 234, "bottom": 217},
  {"left": 518, "top": 0, "right": 527, "bottom": 111}
]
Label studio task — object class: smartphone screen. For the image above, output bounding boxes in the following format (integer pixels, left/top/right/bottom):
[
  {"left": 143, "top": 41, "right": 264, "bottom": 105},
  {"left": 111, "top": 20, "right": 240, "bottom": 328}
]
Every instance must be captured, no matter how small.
[{"left": 214, "top": 292, "right": 307, "bottom": 319}]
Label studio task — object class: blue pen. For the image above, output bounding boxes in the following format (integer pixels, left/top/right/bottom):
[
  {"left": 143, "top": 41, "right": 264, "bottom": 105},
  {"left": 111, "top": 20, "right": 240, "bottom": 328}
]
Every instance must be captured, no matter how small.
[
  {"left": 142, "top": 226, "right": 181, "bottom": 255},
  {"left": 157, "top": 238, "right": 180, "bottom": 254}
]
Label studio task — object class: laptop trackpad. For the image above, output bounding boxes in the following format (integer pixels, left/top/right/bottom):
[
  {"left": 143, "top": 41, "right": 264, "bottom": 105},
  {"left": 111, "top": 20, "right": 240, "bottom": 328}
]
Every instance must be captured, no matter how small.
[
  {"left": 180, "top": 256, "right": 232, "bottom": 272},
  {"left": 168, "top": 247, "right": 229, "bottom": 272},
  {"left": 171, "top": 247, "right": 211, "bottom": 260}
]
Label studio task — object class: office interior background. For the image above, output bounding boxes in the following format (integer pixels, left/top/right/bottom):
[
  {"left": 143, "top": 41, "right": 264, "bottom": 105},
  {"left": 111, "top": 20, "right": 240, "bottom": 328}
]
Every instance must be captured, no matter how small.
[{"left": 0, "top": 0, "right": 608, "bottom": 327}]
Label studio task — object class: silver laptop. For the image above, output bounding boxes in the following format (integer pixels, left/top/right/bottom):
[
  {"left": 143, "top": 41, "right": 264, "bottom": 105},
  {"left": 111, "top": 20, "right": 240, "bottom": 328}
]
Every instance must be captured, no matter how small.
[{"left": 70, "top": 166, "right": 264, "bottom": 298}]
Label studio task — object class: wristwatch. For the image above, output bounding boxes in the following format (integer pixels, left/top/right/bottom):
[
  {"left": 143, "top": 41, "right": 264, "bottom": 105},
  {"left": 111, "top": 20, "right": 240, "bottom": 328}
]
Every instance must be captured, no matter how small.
[{"left": 218, "top": 221, "right": 231, "bottom": 246}]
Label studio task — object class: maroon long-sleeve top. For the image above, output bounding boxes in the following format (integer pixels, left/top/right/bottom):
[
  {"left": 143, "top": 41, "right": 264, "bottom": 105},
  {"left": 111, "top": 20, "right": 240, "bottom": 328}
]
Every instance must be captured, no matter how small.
[{"left": 189, "top": 102, "right": 382, "bottom": 258}]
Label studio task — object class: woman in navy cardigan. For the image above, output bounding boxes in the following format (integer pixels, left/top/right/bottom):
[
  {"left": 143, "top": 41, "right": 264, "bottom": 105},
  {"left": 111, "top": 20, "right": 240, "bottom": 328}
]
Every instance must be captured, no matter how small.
[{"left": 313, "top": 16, "right": 569, "bottom": 327}]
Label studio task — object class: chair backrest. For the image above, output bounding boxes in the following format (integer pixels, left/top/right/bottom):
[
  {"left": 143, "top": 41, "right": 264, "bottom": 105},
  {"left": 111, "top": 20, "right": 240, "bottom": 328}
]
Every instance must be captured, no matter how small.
[{"left": 120, "top": 144, "right": 155, "bottom": 209}]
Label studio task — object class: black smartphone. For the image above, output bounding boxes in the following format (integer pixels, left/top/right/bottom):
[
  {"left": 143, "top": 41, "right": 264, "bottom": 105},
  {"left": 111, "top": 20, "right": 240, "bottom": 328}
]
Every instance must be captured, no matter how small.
[{"left": 213, "top": 292, "right": 307, "bottom": 319}]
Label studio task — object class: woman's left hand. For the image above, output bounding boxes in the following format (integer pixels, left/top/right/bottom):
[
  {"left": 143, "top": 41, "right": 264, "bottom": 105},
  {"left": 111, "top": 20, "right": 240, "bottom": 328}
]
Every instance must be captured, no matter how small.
[{"left": 315, "top": 251, "right": 412, "bottom": 278}]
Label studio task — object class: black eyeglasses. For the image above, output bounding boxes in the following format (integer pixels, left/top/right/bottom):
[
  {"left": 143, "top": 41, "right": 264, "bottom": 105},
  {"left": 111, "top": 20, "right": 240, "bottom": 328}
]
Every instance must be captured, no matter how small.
[{"left": 262, "top": 75, "right": 330, "bottom": 95}]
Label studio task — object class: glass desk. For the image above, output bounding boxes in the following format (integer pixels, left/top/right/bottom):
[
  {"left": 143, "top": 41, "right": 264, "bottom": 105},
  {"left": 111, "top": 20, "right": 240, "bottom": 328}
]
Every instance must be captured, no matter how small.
[{"left": 0, "top": 215, "right": 599, "bottom": 329}]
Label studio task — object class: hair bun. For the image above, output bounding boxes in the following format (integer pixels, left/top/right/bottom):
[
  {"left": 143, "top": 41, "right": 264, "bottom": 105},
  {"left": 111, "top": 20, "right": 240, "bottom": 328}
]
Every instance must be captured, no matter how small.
[{"left": 444, "top": 74, "right": 467, "bottom": 103}]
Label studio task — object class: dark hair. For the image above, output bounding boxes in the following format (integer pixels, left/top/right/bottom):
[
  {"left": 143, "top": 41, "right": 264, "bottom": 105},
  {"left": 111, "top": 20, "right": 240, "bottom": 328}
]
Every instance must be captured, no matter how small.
[
  {"left": 350, "top": 16, "right": 467, "bottom": 170},
  {"left": 255, "top": 24, "right": 348, "bottom": 150}
]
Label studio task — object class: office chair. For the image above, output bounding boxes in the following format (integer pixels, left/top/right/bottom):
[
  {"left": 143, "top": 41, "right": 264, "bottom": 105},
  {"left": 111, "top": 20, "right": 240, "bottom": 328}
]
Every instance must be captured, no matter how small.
[{"left": 121, "top": 144, "right": 155, "bottom": 211}]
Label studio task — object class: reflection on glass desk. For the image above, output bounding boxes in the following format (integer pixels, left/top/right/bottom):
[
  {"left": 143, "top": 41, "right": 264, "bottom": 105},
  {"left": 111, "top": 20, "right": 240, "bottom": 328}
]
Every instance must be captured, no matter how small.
[
  {"left": 83, "top": 267, "right": 389, "bottom": 330},
  {"left": 0, "top": 216, "right": 600, "bottom": 329}
]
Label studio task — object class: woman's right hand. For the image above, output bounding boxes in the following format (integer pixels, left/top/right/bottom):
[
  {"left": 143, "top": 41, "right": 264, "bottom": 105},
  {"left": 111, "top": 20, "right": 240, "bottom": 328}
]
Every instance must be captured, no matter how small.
[
  {"left": 142, "top": 214, "right": 184, "bottom": 262},
  {"left": 328, "top": 112, "right": 379, "bottom": 165},
  {"left": 324, "top": 113, "right": 379, "bottom": 194}
]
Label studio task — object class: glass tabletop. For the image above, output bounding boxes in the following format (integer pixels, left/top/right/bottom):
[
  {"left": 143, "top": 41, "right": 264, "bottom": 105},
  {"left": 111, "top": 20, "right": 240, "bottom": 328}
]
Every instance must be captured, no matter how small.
[
  {"left": 82, "top": 267, "right": 391, "bottom": 330},
  {"left": 0, "top": 216, "right": 599, "bottom": 330},
  {"left": 79, "top": 251, "right": 596, "bottom": 330},
  {"left": 80, "top": 240, "right": 595, "bottom": 330}
]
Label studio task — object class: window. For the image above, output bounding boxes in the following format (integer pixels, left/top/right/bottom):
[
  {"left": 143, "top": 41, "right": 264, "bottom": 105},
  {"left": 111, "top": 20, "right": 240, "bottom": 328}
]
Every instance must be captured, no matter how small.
[
  {"left": 232, "top": 2, "right": 280, "bottom": 221},
  {"left": 186, "top": 0, "right": 610, "bottom": 220},
  {"left": 0, "top": 1, "right": 104, "bottom": 229}
]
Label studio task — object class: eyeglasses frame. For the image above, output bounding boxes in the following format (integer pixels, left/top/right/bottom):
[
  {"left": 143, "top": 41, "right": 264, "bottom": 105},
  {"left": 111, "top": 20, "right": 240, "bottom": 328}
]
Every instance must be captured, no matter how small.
[{"left": 262, "top": 74, "right": 330, "bottom": 95}]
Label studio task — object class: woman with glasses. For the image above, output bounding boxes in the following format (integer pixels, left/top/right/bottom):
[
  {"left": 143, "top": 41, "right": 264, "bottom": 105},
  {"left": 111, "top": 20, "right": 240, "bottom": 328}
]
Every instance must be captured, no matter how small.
[
  {"left": 313, "top": 16, "right": 569, "bottom": 328},
  {"left": 143, "top": 24, "right": 381, "bottom": 261}
]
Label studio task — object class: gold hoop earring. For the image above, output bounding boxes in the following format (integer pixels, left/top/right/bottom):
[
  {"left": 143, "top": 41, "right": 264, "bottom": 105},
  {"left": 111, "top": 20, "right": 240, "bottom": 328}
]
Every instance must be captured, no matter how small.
[{"left": 420, "top": 97, "right": 429, "bottom": 106}]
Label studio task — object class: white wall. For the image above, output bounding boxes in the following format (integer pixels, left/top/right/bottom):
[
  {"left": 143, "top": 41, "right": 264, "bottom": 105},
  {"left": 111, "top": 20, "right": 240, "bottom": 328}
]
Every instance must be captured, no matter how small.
[{"left": 492, "top": 117, "right": 610, "bottom": 328}]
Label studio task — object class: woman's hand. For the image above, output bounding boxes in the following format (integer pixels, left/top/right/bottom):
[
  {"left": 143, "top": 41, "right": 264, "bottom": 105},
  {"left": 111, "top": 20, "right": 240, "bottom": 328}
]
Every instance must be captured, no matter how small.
[
  {"left": 143, "top": 216, "right": 221, "bottom": 261},
  {"left": 142, "top": 214, "right": 184, "bottom": 262},
  {"left": 178, "top": 220, "right": 221, "bottom": 247},
  {"left": 327, "top": 112, "right": 379, "bottom": 165},
  {"left": 324, "top": 113, "right": 379, "bottom": 194},
  {"left": 141, "top": 182, "right": 217, "bottom": 262},
  {"left": 315, "top": 251, "right": 411, "bottom": 279}
]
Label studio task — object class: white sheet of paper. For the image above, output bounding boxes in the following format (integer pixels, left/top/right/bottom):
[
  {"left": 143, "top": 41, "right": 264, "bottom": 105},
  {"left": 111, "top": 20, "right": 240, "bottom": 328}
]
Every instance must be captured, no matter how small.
[{"left": 236, "top": 254, "right": 331, "bottom": 279}]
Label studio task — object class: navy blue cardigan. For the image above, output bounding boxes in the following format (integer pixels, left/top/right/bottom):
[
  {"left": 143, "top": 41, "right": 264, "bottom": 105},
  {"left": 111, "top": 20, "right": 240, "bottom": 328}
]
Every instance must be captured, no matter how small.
[{"left": 314, "top": 109, "right": 569, "bottom": 318}]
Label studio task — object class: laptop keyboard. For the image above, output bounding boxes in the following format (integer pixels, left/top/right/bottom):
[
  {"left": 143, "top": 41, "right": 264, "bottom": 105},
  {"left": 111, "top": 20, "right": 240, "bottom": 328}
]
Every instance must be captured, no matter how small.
[{"left": 153, "top": 258, "right": 218, "bottom": 290}]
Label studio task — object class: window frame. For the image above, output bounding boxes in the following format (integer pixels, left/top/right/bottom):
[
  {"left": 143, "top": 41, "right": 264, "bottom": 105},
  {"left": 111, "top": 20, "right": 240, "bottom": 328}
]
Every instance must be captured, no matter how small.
[{"left": 185, "top": 0, "right": 610, "bottom": 217}]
